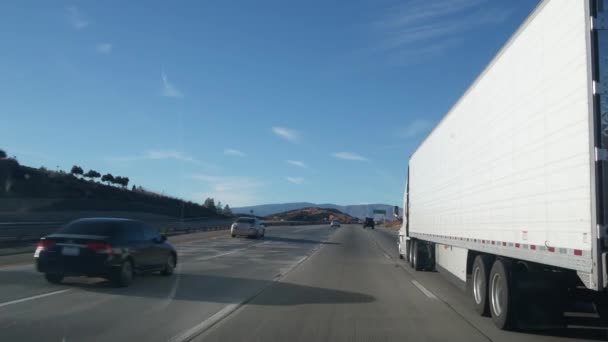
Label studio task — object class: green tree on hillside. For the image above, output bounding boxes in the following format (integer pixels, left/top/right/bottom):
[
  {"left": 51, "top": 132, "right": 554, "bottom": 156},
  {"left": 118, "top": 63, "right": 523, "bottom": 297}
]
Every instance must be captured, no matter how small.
[
  {"left": 84, "top": 170, "right": 101, "bottom": 182},
  {"left": 223, "top": 204, "right": 232, "bottom": 216},
  {"left": 203, "top": 197, "right": 216, "bottom": 211},
  {"left": 101, "top": 173, "right": 114, "bottom": 185},
  {"left": 111, "top": 177, "right": 121, "bottom": 187},
  {"left": 113, "top": 176, "right": 129, "bottom": 188},
  {"left": 0, "top": 150, "right": 6, "bottom": 159},
  {"left": 70, "top": 165, "right": 84, "bottom": 177},
  {"left": 216, "top": 201, "right": 223, "bottom": 214}
]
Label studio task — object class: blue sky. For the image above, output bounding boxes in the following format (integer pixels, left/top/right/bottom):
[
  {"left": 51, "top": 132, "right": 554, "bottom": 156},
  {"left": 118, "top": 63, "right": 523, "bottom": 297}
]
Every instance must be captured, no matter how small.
[{"left": 1, "top": 0, "right": 538, "bottom": 207}]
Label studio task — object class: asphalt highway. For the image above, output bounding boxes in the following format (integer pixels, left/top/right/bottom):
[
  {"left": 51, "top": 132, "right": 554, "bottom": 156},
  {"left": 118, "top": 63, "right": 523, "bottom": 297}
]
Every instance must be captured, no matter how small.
[{"left": 0, "top": 225, "right": 605, "bottom": 342}]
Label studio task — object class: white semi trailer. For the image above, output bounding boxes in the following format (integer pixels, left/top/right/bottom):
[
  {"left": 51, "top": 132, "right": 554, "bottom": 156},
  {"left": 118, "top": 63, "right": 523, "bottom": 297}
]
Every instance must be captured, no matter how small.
[{"left": 398, "top": 0, "right": 608, "bottom": 330}]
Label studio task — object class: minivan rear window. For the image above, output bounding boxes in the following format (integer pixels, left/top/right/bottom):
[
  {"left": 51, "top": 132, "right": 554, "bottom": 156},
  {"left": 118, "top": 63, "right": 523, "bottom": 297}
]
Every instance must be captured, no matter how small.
[
  {"left": 57, "top": 221, "right": 124, "bottom": 236},
  {"left": 236, "top": 218, "right": 255, "bottom": 224}
]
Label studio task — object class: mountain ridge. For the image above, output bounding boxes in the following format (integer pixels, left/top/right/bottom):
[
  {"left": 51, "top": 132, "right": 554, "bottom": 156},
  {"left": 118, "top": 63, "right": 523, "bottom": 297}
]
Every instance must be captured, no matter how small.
[{"left": 234, "top": 202, "right": 401, "bottom": 220}]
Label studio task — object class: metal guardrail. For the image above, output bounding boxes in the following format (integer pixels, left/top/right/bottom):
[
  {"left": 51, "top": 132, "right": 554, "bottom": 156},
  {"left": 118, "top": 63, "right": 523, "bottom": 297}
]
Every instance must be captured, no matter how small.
[
  {"left": 0, "top": 218, "right": 339, "bottom": 242},
  {"left": 0, "top": 218, "right": 234, "bottom": 241}
]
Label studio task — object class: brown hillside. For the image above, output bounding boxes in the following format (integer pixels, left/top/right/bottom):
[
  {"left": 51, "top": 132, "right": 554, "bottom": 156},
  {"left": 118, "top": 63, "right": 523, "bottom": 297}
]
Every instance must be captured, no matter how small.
[{"left": 266, "top": 207, "right": 356, "bottom": 223}]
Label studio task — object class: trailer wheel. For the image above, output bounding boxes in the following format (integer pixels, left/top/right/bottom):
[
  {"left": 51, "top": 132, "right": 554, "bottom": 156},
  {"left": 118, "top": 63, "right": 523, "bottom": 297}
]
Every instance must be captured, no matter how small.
[
  {"left": 471, "top": 254, "right": 492, "bottom": 316},
  {"left": 408, "top": 240, "right": 415, "bottom": 267},
  {"left": 412, "top": 240, "right": 425, "bottom": 271},
  {"left": 489, "top": 258, "right": 514, "bottom": 329},
  {"left": 594, "top": 296, "right": 608, "bottom": 325}
]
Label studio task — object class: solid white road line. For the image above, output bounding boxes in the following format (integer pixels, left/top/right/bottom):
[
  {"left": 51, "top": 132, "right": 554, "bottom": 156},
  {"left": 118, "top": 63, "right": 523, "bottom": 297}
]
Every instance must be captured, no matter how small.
[
  {"left": 170, "top": 231, "right": 331, "bottom": 342},
  {"left": 168, "top": 303, "right": 240, "bottom": 342},
  {"left": 411, "top": 280, "right": 437, "bottom": 300},
  {"left": 0, "top": 289, "right": 72, "bottom": 309},
  {"left": 170, "top": 254, "right": 311, "bottom": 342},
  {"left": 195, "top": 242, "right": 266, "bottom": 261}
]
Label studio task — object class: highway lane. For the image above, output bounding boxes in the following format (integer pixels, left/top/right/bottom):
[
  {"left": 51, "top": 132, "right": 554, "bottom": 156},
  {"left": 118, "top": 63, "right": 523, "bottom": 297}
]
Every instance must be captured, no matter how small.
[
  {"left": 197, "top": 226, "right": 606, "bottom": 342},
  {"left": 0, "top": 224, "right": 335, "bottom": 342},
  {"left": 2, "top": 224, "right": 605, "bottom": 342}
]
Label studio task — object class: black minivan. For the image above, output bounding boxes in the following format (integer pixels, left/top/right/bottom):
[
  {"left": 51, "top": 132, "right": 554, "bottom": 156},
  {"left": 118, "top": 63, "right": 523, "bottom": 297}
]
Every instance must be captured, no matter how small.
[{"left": 35, "top": 218, "right": 177, "bottom": 287}]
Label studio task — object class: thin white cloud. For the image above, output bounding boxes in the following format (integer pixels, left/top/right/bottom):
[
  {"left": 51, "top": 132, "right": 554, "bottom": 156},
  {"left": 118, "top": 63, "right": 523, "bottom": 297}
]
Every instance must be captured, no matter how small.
[
  {"left": 286, "top": 160, "right": 306, "bottom": 168},
  {"left": 286, "top": 177, "right": 304, "bottom": 184},
  {"left": 224, "top": 148, "right": 245, "bottom": 157},
  {"left": 161, "top": 72, "right": 183, "bottom": 98},
  {"left": 66, "top": 6, "right": 89, "bottom": 30},
  {"left": 105, "top": 149, "right": 204, "bottom": 165},
  {"left": 144, "top": 150, "right": 196, "bottom": 162},
  {"left": 333, "top": 152, "right": 368, "bottom": 161},
  {"left": 372, "top": 0, "right": 516, "bottom": 65},
  {"left": 272, "top": 127, "right": 299, "bottom": 143},
  {"left": 399, "top": 119, "right": 432, "bottom": 138},
  {"left": 190, "top": 174, "right": 264, "bottom": 206},
  {"left": 95, "top": 43, "right": 112, "bottom": 54}
]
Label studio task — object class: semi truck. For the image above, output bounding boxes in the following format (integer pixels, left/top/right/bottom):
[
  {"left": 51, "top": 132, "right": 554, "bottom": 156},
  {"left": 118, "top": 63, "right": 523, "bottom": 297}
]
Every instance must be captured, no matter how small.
[{"left": 398, "top": 0, "right": 608, "bottom": 330}]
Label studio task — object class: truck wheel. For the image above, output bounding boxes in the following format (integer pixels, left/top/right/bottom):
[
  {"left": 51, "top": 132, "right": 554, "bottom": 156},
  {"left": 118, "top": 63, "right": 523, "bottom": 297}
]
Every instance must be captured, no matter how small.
[
  {"left": 471, "top": 254, "right": 492, "bottom": 316},
  {"left": 594, "top": 296, "right": 608, "bottom": 325},
  {"left": 413, "top": 240, "right": 424, "bottom": 271},
  {"left": 489, "top": 259, "right": 514, "bottom": 329},
  {"left": 408, "top": 240, "right": 415, "bottom": 267}
]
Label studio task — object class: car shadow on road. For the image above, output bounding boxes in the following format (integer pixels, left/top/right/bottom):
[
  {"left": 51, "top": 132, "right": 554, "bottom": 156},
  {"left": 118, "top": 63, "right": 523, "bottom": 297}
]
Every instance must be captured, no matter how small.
[
  {"left": 262, "top": 236, "right": 340, "bottom": 245},
  {"left": 64, "top": 273, "right": 374, "bottom": 306}
]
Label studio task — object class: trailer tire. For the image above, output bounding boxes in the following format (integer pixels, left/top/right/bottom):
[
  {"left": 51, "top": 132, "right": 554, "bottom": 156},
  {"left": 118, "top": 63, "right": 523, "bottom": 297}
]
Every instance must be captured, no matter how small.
[
  {"left": 471, "top": 254, "right": 492, "bottom": 316},
  {"left": 413, "top": 240, "right": 425, "bottom": 271},
  {"left": 489, "top": 258, "right": 515, "bottom": 330},
  {"left": 594, "top": 296, "right": 608, "bottom": 325},
  {"left": 408, "top": 240, "right": 415, "bottom": 267}
]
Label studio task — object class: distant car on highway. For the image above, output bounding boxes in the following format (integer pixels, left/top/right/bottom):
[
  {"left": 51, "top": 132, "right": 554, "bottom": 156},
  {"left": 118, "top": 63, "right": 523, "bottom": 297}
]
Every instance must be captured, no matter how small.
[
  {"left": 363, "top": 217, "right": 375, "bottom": 229},
  {"left": 231, "top": 217, "right": 265, "bottom": 238},
  {"left": 330, "top": 220, "right": 340, "bottom": 227},
  {"left": 34, "top": 218, "right": 177, "bottom": 287}
]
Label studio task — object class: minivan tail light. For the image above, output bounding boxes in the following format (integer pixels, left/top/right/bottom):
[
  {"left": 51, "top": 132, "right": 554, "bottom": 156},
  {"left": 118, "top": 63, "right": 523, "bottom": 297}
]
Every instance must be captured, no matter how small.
[{"left": 86, "top": 242, "right": 112, "bottom": 254}]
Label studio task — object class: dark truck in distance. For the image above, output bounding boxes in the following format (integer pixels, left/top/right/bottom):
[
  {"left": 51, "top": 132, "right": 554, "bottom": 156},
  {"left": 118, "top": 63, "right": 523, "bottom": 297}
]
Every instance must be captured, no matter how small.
[
  {"left": 363, "top": 217, "right": 375, "bottom": 229},
  {"left": 35, "top": 218, "right": 177, "bottom": 287}
]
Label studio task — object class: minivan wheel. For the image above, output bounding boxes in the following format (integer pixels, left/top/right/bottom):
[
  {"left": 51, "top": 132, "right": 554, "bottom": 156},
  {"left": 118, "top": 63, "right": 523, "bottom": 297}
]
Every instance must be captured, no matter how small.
[
  {"left": 161, "top": 254, "right": 176, "bottom": 276},
  {"left": 113, "top": 260, "right": 134, "bottom": 287},
  {"left": 44, "top": 273, "right": 64, "bottom": 284}
]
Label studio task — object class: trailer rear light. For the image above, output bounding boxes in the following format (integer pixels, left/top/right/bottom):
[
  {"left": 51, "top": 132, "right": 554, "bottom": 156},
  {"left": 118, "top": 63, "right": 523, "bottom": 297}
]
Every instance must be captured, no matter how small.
[{"left": 86, "top": 242, "right": 113, "bottom": 254}]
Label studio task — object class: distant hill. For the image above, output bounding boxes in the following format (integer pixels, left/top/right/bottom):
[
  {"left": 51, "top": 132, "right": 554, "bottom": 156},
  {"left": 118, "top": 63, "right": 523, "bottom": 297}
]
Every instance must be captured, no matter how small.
[
  {"left": 235, "top": 202, "right": 401, "bottom": 220},
  {"left": 266, "top": 207, "right": 356, "bottom": 223}
]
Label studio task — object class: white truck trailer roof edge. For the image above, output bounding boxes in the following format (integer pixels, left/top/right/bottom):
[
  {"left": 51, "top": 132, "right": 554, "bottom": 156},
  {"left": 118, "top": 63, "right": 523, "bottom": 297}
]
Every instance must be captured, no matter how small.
[{"left": 409, "top": 0, "right": 550, "bottom": 159}]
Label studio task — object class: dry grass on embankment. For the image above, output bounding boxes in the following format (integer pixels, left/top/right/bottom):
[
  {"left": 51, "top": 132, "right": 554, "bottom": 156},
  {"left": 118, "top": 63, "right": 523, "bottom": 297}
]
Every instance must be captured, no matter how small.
[{"left": 382, "top": 220, "right": 402, "bottom": 230}]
